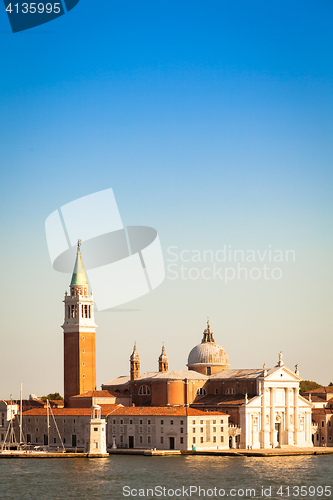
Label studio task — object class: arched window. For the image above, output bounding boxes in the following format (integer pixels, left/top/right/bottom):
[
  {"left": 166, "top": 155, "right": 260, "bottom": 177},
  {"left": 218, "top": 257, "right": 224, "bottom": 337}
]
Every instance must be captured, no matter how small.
[
  {"left": 226, "top": 388, "right": 235, "bottom": 395},
  {"left": 138, "top": 385, "right": 150, "bottom": 395},
  {"left": 196, "top": 388, "right": 206, "bottom": 396}
]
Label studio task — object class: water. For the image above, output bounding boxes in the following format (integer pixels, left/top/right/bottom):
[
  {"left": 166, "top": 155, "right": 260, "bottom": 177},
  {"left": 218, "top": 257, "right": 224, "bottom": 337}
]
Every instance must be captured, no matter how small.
[{"left": 0, "top": 455, "right": 332, "bottom": 500}]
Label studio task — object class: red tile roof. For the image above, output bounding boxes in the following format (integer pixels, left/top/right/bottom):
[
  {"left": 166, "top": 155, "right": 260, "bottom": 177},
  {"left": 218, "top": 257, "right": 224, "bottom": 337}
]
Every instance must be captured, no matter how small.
[
  {"left": 304, "top": 387, "right": 333, "bottom": 395},
  {"left": 70, "top": 390, "right": 117, "bottom": 399},
  {"left": 111, "top": 406, "right": 228, "bottom": 416},
  {"left": 21, "top": 404, "right": 122, "bottom": 417}
]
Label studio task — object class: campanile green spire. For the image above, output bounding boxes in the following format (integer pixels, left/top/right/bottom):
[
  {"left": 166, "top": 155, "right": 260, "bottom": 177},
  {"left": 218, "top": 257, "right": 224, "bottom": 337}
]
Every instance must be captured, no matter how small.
[{"left": 70, "top": 239, "right": 88, "bottom": 286}]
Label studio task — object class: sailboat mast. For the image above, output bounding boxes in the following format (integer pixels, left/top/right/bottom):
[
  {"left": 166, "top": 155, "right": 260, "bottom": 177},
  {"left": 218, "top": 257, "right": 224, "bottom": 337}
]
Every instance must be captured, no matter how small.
[
  {"left": 19, "top": 383, "right": 23, "bottom": 446},
  {"left": 47, "top": 400, "right": 50, "bottom": 449}
]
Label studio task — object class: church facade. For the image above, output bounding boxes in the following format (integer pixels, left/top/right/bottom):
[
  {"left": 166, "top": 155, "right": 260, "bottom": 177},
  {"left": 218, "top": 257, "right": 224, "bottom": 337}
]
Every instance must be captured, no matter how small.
[
  {"left": 103, "top": 324, "right": 313, "bottom": 449},
  {"left": 62, "top": 243, "right": 313, "bottom": 450}
]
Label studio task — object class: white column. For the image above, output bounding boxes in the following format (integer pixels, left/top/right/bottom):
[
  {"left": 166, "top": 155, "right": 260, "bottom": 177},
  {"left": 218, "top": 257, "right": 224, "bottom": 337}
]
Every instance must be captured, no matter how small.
[
  {"left": 285, "top": 388, "right": 290, "bottom": 445},
  {"left": 261, "top": 390, "right": 266, "bottom": 448},
  {"left": 270, "top": 387, "right": 275, "bottom": 447},
  {"left": 293, "top": 387, "right": 298, "bottom": 445}
]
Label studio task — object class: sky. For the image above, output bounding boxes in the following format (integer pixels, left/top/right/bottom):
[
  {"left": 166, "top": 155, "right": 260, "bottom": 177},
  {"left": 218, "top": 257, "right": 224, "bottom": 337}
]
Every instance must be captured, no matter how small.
[{"left": 0, "top": 0, "right": 332, "bottom": 399}]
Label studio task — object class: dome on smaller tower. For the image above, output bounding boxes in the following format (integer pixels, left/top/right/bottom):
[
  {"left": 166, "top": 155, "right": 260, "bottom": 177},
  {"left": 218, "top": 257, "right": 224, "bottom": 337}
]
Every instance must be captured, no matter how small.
[
  {"left": 158, "top": 344, "right": 168, "bottom": 362},
  {"left": 130, "top": 342, "right": 140, "bottom": 361}
]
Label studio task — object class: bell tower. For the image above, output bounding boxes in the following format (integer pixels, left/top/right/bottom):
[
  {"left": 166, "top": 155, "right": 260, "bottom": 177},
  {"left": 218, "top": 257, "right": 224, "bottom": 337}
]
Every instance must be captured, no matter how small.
[
  {"left": 62, "top": 240, "right": 97, "bottom": 406},
  {"left": 130, "top": 342, "right": 140, "bottom": 380},
  {"left": 158, "top": 344, "right": 168, "bottom": 372}
]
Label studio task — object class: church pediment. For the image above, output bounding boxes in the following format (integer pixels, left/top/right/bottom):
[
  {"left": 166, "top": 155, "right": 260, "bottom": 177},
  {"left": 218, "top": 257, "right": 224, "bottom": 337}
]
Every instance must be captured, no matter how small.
[{"left": 265, "top": 365, "right": 301, "bottom": 382}]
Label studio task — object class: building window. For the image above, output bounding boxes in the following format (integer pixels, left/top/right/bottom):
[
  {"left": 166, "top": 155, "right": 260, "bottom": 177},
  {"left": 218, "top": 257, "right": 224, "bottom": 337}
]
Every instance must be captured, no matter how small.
[
  {"left": 73, "top": 419, "right": 75, "bottom": 424},
  {"left": 196, "top": 388, "right": 206, "bottom": 396},
  {"left": 113, "top": 420, "right": 116, "bottom": 424},
  {"left": 120, "top": 420, "right": 123, "bottom": 424},
  {"left": 27, "top": 434, "right": 31, "bottom": 443},
  {"left": 82, "top": 349, "right": 85, "bottom": 353},
  {"left": 220, "top": 419, "right": 224, "bottom": 424},
  {"left": 53, "top": 438, "right": 56, "bottom": 444},
  {"left": 138, "top": 385, "right": 150, "bottom": 395},
  {"left": 200, "top": 428, "right": 204, "bottom": 433},
  {"left": 63, "top": 438, "right": 66, "bottom": 444},
  {"left": 82, "top": 362, "right": 85, "bottom": 367},
  {"left": 94, "top": 427, "right": 98, "bottom": 432},
  {"left": 180, "top": 437, "right": 183, "bottom": 444},
  {"left": 213, "top": 436, "right": 216, "bottom": 443},
  {"left": 213, "top": 427, "right": 216, "bottom": 432},
  {"left": 322, "top": 436, "right": 324, "bottom": 441},
  {"left": 207, "top": 367, "right": 211, "bottom": 375},
  {"left": 161, "top": 428, "right": 163, "bottom": 433},
  {"left": 215, "top": 388, "right": 219, "bottom": 395},
  {"left": 82, "top": 336, "right": 85, "bottom": 341},
  {"left": 140, "top": 420, "right": 143, "bottom": 424},
  {"left": 140, "top": 427, "right": 142, "bottom": 433},
  {"left": 213, "top": 420, "right": 216, "bottom": 424},
  {"left": 193, "top": 428, "right": 196, "bottom": 433},
  {"left": 120, "top": 436, "right": 123, "bottom": 442},
  {"left": 221, "top": 436, "right": 224, "bottom": 443},
  {"left": 221, "top": 427, "right": 224, "bottom": 432},
  {"left": 63, "top": 428, "right": 66, "bottom": 433},
  {"left": 161, "top": 437, "right": 163, "bottom": 444},
  {"left": 36, "top": 438, "right": 38, "bottom": 443},
  {"left": 200, "top": 420, "right": 203, "bottom": 424},
  {"left": 170, "top": 420, "right": 173, "bottom": 425},
  {"left": 322, "top": 421, "right": 325, "bottom": 428},
  {"left": 200, "top": 437, "right": 203, "bottom": 443},
  {"left": 193, "top": 437, "right": 196, "bottom": 444},
  {"left": 148, "top": 436, "right": 151, "bottom": 444},
  {"left": 329, "top": 421, "right": 331, "bottom": 428},
  {"left": 148, "top": 427, "right": 151, "bottom": 433},
  {"left": 130, "top": 420, "right": 133, "bottom": 424},
  {"left": 180, "top": 428, "right": 183, "bottom": 433},
  {"left": 36, "top": 428, "right": 39, "bottom": 432},
  {"left": 82, "top": 374, "right": 85, "bottom": 379},
  {"left": 161, "top": 420, "right": 163, "bottom": 425},
  {"left": 148, "top": 420, "right": 151, "bottom": 424},
  {"left": 180, "top": 420, "right": 183, "bottom": 425},
  {"left": 139, "top": 436, "right": 142, "bottom": 443}
]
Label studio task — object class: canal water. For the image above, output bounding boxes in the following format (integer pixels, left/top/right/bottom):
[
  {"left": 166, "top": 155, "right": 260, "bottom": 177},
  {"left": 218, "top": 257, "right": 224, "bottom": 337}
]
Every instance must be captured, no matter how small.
[{"left": 0, "top": 454, "right": 332, "bottom": 500}]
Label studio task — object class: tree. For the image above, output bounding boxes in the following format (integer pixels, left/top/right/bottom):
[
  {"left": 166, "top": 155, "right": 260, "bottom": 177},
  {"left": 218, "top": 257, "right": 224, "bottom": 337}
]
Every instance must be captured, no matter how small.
[
  {"left": 299, "top": 380, "right": 321, "bottom": 394},
  {"left": 41, "top": 392, "right": 63, "bottom": 401},
  {"left": 329, "top": 382, "right": 333, "bottom": 387}
]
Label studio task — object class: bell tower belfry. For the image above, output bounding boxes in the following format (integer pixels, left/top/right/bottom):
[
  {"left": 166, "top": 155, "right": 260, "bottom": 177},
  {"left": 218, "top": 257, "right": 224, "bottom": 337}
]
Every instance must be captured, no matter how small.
[{"left": 62, "top": 240, "right": 97, "bottom": 406}]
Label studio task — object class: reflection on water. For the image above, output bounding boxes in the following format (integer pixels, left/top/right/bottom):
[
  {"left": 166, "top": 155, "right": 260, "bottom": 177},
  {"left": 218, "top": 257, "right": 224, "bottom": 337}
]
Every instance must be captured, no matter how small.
[{"left": 0, "top": 455, "right": 332, "bottom": 500}]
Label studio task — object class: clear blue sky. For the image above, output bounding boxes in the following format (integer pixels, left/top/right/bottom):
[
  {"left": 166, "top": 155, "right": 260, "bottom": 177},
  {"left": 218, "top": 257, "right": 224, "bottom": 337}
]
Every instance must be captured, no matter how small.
[{"left": 0, "top": 1, "right": 332, "bottom": 398}]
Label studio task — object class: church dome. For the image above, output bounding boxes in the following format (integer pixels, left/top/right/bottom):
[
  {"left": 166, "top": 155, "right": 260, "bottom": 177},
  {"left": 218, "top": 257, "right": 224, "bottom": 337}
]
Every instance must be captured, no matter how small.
[
  {"left": 187, "top": 342, "right": 229, "bottom": 366},
  {"left": 187, "top": 321, "right": 229, "bottom": 374}
]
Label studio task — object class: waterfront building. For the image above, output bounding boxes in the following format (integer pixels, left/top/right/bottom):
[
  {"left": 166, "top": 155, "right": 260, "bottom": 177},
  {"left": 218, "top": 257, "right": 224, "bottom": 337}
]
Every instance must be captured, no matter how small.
[
  {"left": 107, "top": 406, "right": 229, "bottom": 451},
  {"left": 103, "top": 324, "right": 313, "bottom": 449},
  {"left": 14, "top": 404, "right": 121, "bottom": 451},
  {"left": 302, "top": 387, "right": 333, "bottom": 446},
  {"left": 0, "top": 400, "right": 19, "bottom": 447}
]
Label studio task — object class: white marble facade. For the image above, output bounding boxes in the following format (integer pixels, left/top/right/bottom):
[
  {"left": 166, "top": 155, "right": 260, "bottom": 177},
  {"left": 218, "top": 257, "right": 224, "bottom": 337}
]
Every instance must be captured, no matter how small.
[{"left": 239, "top": 364, "right": 313, "bottom": 449}]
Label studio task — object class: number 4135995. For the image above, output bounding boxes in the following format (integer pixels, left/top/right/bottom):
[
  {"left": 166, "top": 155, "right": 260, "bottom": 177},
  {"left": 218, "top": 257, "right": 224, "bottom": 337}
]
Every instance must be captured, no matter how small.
[{"left": 6, "top": 3, "right": 61, "bottom": 14}]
